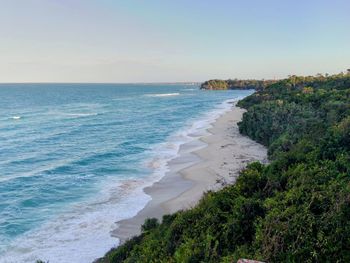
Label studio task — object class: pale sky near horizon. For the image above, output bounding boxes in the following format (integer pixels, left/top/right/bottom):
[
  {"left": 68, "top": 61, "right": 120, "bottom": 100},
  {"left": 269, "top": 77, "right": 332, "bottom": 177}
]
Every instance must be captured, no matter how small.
[{"left": 0, "top": 0, "right": 349, "bottom": 83}]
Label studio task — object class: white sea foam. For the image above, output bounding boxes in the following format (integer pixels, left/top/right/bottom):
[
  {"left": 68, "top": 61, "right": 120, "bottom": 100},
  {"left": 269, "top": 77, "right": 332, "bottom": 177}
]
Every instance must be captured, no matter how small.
[
  {"left": 0, "top": 98, "right": 240, "bottom": 263},
  {"left": 145, "top": 93, "right": 180, "bottom": 97},
  {"left": 181, "top": 88, "right": 197, "bottom": 91},
  {"left": 11, "top": 116, "right": 21, "bottom": 120},
  {"left": 142, "top": 97, "right": 239, "bottom": 190},
  {"left": 0, "top": 178, "right": 151, "bottom": 263}
]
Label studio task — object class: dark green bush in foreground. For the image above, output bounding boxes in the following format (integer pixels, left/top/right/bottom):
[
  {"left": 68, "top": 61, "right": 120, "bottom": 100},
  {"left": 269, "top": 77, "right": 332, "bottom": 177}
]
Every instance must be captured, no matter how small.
[{"left": 101, "top": 72, "right": 350, "bottom": 262}]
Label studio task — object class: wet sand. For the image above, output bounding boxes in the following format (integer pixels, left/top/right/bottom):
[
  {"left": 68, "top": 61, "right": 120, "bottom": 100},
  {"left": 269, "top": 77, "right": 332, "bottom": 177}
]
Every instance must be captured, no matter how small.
[{"left": 111, "top": 103, "right": 268, "bottom": 244}]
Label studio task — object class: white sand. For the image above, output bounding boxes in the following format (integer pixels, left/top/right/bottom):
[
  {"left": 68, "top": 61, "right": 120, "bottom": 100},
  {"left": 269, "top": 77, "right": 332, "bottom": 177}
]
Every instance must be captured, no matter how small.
[{"left": 111, "top": 103, "right": 267, "bottom": 243}]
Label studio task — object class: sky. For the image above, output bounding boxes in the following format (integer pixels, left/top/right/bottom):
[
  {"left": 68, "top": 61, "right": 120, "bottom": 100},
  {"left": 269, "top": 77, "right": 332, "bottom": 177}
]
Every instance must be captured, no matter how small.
[{"left": 0, "top": 0, "right": 349, "bottom": 82}]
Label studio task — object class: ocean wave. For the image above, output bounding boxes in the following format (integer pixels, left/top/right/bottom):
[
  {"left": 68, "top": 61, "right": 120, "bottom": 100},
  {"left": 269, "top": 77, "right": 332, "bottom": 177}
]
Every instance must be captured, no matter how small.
[
  {"left": 0, "top": 96, "right": 242, "bottom": 263},
  {"left": 0, "top": 177, "right": 150, "bottom": 263},
  {"left": 143, "top": 98, "right": 238, "bottom": 186},
  {"left": 10, "top": 116, "right": 21, "bottom": 120},
  {"left": 181, "top": 88, "right": 197, "bottom": 91},
  {"left": 145, "top": 93, "right": 180, "bottom": 97},
  {"left": 0, "top": 157, "right": 77, "bottom": 183},
  {"left": 2, "top": 98, "right": 237, "bottom": 261},
  {"left": 51, "top": 113, "right": 100, "bottom": 120},
  {"left": 65, "top": 113, "right": 99, "bottom": 117}
]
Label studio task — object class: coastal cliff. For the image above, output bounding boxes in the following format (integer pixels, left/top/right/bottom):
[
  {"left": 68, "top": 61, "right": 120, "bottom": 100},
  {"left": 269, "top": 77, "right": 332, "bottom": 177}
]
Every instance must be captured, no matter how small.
[{"left": 100, "top": 72, "right": 350, "bottom": 263}]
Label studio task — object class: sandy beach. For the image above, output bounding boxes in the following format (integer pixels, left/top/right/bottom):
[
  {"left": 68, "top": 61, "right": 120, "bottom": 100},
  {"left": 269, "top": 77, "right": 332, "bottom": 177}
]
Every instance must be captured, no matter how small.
[{"left": 112, "top": 103, "right": 268, "bottom": 244}]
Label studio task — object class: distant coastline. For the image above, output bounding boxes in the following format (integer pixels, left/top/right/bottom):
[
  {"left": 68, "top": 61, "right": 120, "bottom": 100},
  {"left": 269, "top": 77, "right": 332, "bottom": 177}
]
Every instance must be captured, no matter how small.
[{"left": 200, "top": 79, "right": 277, "bottom": 90}]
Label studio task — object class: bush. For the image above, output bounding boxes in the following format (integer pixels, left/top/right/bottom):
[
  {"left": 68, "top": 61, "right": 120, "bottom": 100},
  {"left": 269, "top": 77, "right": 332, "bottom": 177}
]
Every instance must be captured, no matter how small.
[{"left": 103, "top": 73, "right": 350, "bottom": 263}]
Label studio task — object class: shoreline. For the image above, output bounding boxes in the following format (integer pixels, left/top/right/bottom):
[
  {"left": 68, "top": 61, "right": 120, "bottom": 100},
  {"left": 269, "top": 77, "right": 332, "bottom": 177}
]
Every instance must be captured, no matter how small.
[{"left": 110, "top": 102, "right": 268, "bottom": 246}]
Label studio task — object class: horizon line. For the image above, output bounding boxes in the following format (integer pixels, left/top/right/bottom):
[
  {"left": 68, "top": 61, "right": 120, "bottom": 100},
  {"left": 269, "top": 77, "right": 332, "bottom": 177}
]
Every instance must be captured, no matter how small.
[
  {"left": 0, "top": 81, "right": 204, "bottom": 85},
  {"left": 2, "top": 71, "right": 347, "bottom": 85}
]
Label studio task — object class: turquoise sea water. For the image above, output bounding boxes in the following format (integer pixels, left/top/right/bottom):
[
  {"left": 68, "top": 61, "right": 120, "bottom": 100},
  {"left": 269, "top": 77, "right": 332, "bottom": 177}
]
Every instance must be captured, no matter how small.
[{"left": 0, "top": 84, "right": 253, "bottom": 262}]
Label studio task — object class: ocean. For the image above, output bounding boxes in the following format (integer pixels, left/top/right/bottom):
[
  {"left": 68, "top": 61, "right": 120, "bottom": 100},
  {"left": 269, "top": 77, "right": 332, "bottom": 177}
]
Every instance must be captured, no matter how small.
[{"left": 0, "top": 83, "right": 253, "bottom": 262}]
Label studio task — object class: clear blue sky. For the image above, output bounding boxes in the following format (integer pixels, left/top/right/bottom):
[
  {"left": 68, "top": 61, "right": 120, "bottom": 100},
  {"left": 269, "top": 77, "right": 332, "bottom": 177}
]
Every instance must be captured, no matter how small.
[{"left": 0, "top": 0, "right": 349, "bottom": 82}]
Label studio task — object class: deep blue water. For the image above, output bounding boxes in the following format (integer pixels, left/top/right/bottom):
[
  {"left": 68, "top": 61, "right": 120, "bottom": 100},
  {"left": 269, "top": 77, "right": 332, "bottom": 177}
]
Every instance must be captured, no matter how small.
[{"left": 0, "top": 84, "right": 252, "bottom": 262}]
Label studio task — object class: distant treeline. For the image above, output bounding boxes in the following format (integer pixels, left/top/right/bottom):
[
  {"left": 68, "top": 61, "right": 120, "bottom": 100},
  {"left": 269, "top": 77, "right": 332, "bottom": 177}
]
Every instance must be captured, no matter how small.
[
  {"left": 99, "top": 71, "right": 350, "bottom": 263},
  {"left": 200, "top": 79, "right": 277, "bottom": 91},
  {"left": 200, "top": 71, "right": 350, "bottom": 91}
]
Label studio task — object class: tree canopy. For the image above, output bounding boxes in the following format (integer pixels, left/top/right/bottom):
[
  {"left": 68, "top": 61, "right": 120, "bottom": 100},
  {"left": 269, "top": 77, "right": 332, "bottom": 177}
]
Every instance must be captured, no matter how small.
[
  {"left": 200, "top": 79, "right": 277, "bottom": 91},
  {"left": 99, "top": 72, "right": 350, "bottom": 263}
]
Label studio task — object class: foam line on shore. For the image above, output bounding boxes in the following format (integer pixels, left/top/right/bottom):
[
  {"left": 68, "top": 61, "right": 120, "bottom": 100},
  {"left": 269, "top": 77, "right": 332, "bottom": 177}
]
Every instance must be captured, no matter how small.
[
  {"left": 0, "top": 99, "right": 241, "bottom": 263},
  {"left": 110, "top": 101, "right": 268, "bottom": 249}
]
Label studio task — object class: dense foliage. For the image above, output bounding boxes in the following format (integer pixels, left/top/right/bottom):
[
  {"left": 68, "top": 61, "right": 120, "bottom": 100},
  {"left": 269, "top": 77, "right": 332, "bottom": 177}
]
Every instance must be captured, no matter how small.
[
  {"left": 200, "top": 79, "right": 276, "bottom": 91},
  {"left": 100, "top": 72, "right": 350, "bottom": 263}
]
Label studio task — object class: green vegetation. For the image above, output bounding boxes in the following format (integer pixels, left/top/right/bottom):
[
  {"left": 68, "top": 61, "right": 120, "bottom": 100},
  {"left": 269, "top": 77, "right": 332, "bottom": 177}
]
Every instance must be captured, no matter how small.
[
  {"left": 201, "top": 79, "right": 229, "bottom": 90},
  {"left": 200, "top": 79, "right": 276, "bottom": 91},
  {"left": 100, "top": 72, "right": 350, "bottom": 262}
]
